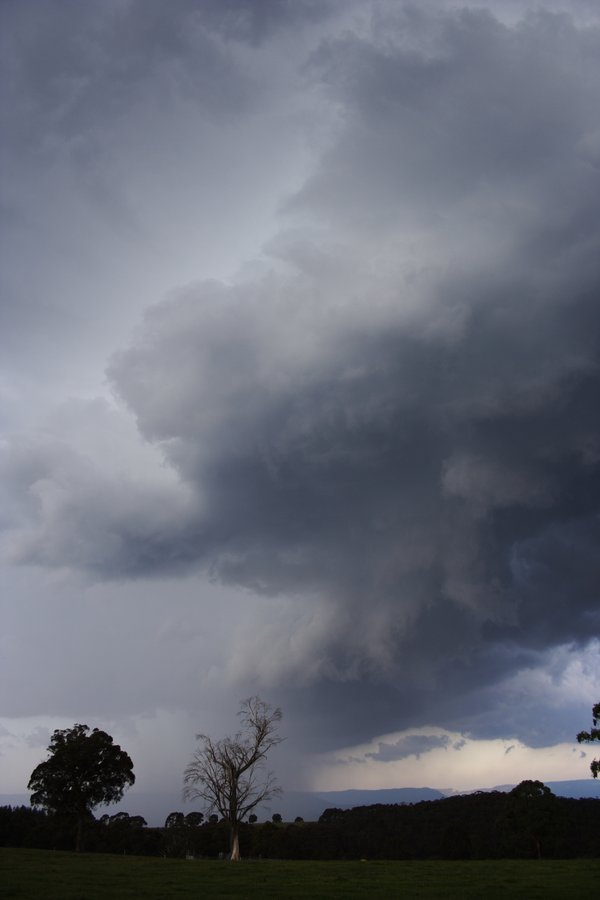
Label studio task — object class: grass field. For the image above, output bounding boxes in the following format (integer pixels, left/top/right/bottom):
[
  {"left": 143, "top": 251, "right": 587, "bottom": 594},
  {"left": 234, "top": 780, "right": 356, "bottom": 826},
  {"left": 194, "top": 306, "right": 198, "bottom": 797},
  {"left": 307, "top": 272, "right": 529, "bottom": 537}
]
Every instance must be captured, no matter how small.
[{"left": 2, "top": 849, "right": 599, "bottom": 899}]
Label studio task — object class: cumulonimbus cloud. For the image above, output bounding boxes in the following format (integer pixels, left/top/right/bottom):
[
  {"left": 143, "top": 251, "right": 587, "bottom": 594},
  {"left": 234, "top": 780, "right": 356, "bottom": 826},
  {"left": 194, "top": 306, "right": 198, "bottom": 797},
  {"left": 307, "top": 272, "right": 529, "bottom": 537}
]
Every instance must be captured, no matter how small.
[{"left": 2, "top": 3, "right": 600, "bottom": 748}]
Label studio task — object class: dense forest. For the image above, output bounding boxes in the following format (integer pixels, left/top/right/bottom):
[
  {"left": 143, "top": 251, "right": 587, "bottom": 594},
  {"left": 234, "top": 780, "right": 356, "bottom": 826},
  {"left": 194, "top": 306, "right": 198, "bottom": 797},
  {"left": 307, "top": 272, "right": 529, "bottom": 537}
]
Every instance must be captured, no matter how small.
[{"left": 2, "top": 781, "right": 599, "bottom": 860}]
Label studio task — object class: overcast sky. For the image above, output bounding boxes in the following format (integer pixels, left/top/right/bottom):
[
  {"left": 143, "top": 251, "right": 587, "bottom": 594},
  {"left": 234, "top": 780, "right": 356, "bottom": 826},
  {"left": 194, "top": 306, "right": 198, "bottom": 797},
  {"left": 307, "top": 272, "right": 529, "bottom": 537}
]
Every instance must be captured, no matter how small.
[{"left": 1, "top": 0, "right": 600, "bottom": 815}]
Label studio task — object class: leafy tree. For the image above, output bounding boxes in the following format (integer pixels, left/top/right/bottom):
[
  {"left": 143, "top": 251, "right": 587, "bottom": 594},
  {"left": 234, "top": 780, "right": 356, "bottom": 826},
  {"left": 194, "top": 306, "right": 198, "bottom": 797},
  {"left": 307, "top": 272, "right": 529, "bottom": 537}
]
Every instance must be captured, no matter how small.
[
  {"left": 185, "top": 811, "right": 204, "bottom": 827},
  {"left": 28, "top": 724, "right": 134, "bottom": 851},
  {"left": 127, "top": 815, "right": 147, "bottom": 829},
  {"left": 183, "top": 696, "right": 283, "bottom": 860},
  {"left": 164, "top": 811, "right": 185, "bottom": 829},
  {"left": 163, "top": 811, "right": 188, "bottom": 857},
  {"left": 272, "top": 812, "right": 282, "bottom": 823},
  {"left": 504, "top": 781, "right": 556, "bottom": 858},
  {"left": 94, "top": 811, "right": 153, "bottom": 855},
  {"left": 509, "top": 780, "right": 554, "bottom": 800},
  {"left": 577, "top": 701, "right": 600, "bottom": 778}
]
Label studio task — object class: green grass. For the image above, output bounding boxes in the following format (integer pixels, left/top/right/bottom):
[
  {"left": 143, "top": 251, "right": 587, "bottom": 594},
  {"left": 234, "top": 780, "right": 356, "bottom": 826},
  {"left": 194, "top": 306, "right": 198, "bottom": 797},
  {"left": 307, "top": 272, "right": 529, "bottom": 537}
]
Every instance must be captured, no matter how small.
[{"left": 1, "top": 849, "right": 599, "bottom": 899}]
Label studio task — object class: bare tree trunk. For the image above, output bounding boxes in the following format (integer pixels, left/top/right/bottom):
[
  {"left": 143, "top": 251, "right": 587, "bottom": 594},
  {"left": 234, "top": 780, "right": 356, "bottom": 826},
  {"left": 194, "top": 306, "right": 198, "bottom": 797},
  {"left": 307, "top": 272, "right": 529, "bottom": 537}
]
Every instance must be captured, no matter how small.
[
  {"left": 230, "top": 823, "right": 241, "bottom": 861},
  {"left": 75, "top": 815, "right": 84, "bottom": 853}
]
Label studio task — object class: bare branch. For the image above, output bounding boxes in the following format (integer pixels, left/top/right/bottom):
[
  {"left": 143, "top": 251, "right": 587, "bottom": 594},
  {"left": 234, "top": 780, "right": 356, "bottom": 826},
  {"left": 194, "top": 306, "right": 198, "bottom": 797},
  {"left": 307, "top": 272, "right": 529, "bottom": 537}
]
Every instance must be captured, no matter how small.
[{"left": 182, "top": 697, "right": 284, "bottom": 859}]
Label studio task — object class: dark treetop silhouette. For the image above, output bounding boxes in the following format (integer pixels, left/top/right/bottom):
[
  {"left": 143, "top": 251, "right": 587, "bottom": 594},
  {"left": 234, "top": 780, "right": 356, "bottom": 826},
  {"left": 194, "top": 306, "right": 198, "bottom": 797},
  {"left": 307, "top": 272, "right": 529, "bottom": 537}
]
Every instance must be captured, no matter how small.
[{"left": 28, "top": 724, "right": 135, "bottom": 851}]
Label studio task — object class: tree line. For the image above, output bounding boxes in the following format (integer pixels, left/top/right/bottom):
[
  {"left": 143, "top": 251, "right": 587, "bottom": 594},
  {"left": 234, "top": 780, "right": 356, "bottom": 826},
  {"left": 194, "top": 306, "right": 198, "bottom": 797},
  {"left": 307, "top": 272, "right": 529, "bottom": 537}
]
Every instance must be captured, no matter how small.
[
  {"left": 3, "top": 698, "right": 598, "bottom": 860},
  {"left": 23, "top": 697, "right": 282, "bottom": 858},
  {"left": 2, "top": 782, "right": 600, "bottom": 860}
]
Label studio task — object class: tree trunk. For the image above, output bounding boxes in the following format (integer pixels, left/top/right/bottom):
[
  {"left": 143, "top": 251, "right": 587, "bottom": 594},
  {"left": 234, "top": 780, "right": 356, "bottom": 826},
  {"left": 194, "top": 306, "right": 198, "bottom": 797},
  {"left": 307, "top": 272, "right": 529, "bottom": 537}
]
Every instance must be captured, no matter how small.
[
  {"left": 229, "top": 823, "right": 241, "bottom": 861},
  {"left": 75, "top": 815, "right": 84, "bottom": 853}
]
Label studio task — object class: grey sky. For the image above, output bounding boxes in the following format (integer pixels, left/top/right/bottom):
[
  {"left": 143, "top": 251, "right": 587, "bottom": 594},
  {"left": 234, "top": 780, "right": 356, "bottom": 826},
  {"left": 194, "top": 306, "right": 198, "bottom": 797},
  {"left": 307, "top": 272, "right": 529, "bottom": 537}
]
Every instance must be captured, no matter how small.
[{"left": 1, "top": 1, "right": 599, "bottom": 809}]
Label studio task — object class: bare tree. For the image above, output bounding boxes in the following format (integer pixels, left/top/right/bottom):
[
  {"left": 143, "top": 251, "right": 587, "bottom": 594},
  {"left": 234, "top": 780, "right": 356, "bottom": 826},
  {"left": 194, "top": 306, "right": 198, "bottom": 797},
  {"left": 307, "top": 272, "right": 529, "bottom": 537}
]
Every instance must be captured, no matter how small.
[{"left": 183, "top": 696, "right": 283, "bottom": 860}]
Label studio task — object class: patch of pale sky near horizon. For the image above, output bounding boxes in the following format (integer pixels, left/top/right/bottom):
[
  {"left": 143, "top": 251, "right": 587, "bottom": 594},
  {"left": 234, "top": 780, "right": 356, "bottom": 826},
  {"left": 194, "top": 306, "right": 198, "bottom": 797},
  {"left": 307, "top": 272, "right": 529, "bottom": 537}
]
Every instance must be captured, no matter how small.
[{"left": 310, "top": 730, "right": 591, "bottom": 793}]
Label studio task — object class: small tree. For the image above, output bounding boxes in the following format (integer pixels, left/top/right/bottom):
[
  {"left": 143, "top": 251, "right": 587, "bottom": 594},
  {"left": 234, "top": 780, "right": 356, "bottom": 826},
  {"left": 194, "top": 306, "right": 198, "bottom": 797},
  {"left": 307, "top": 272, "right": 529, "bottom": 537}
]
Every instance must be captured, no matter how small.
[
  {"left": 28, "top": 724, "right": 134, "bottom": 851},
  {"left": 577, "top": 701, "right": 600, "bottom": 777},
  {"left": 164, "top": 811, "right": 185, "bottom": 829},
  {"left": 183, "top": 696, "right": 283, "bottom": 860},
  {"left": 185, "top": 811, "right": 204, "bottom": 827}
]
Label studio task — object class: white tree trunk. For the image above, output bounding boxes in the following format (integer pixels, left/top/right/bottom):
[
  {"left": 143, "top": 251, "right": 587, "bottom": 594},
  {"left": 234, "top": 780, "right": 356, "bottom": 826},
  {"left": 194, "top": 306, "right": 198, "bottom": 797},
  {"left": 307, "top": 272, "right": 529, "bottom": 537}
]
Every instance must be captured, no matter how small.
[{"left": 230, "top": 825, "right": 241, "bottom": 861}]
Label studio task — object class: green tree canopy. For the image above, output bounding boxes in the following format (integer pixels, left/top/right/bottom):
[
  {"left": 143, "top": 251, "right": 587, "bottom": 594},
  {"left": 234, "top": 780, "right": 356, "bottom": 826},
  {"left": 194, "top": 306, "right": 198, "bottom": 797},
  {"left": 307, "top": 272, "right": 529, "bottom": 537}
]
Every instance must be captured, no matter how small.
[
  {"left": 164, "top": 811, "right": 185, "bottom": 829},
  {"left": 509, "top": 780, "right": 554, "bottom": 800},
  {"left": 28, "top": 724, "right": 135, "bottom": 850},
  {"left": 185, "top": 811, "right": 204, "bottom": 827},
  {"left": 577, "top": 701, "right": 600, "bottom": 778}
]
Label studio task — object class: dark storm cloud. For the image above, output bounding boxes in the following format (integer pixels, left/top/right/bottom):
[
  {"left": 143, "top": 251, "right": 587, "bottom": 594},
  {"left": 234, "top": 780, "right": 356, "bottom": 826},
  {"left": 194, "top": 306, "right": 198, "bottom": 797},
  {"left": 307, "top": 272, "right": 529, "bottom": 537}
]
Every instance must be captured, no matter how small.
[
  {"left": 188, "top": 0, "right": 336, "bottom": 44},
  {"left": 105, "top": 244, "right": 598, "bottom": 745},
  {"left": 1, "top": 0, "right": 335, "bottom": 154},
  {"left": 2, "top": 3, "right": 600, "bottom": 751},
  {"left": 366, "top": 734, "right": 451, "bottom": 762},
  {"left": 292, "top": 6, "right": 600, "bottom": 245},
  {"left": 1, "top": 0, "right": 295, "bottom": 166},
  {"left": 2, "top": 0, "right": 249, "bottom": 160}
]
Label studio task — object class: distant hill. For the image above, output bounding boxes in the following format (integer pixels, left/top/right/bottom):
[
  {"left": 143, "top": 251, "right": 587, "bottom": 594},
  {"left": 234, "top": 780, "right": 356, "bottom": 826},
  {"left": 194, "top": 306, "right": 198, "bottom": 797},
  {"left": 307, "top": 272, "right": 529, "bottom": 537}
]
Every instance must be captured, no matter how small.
[
  {"left": 545, "top": 779, "right": 600, "bottom": 799},
  {"left": 3, "top": 780, "right": 598, "bottom": 826},
  {"left": 471, "top": 780, "right": 600, "bottom": 800}
]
